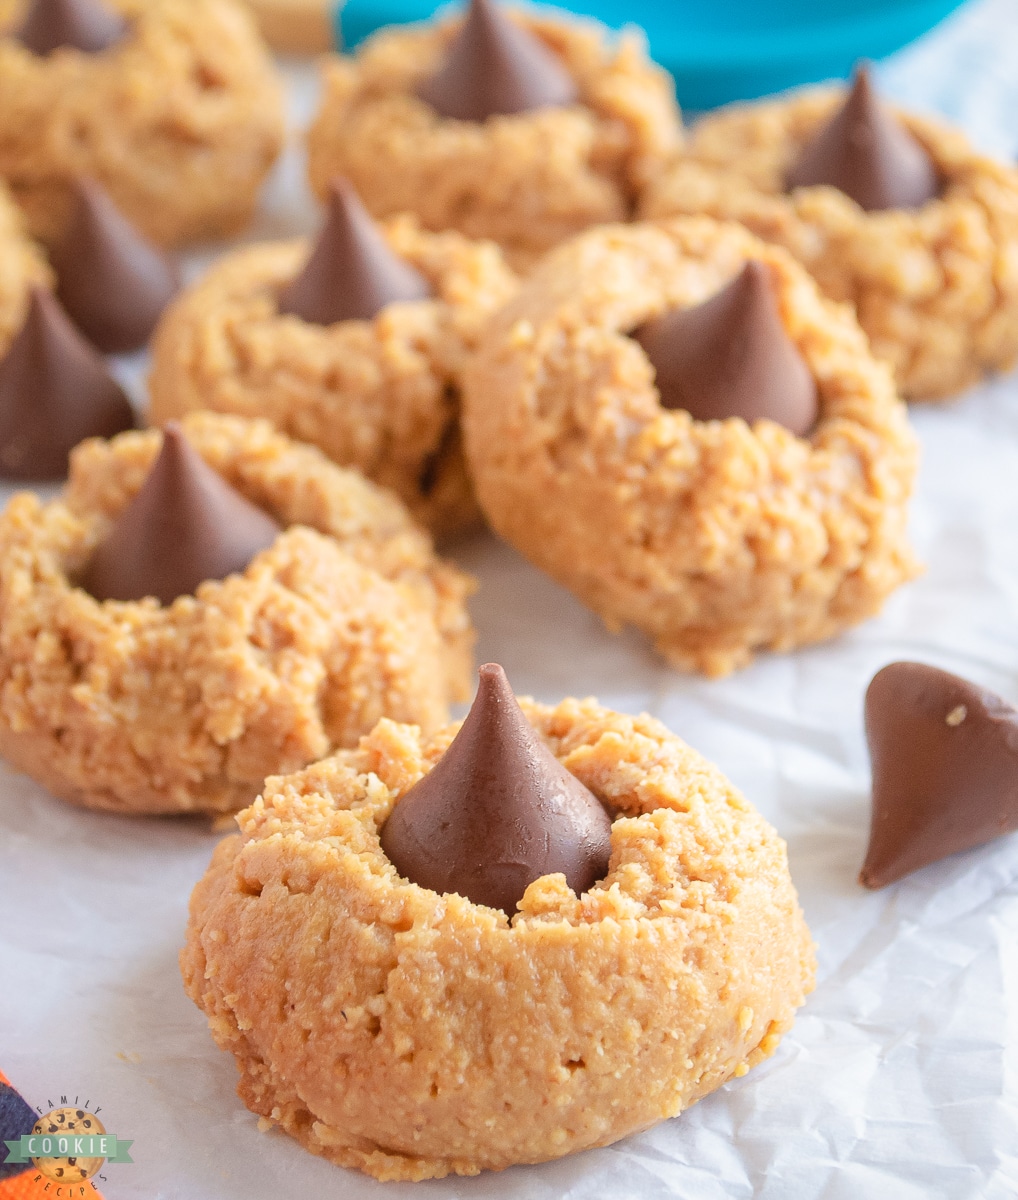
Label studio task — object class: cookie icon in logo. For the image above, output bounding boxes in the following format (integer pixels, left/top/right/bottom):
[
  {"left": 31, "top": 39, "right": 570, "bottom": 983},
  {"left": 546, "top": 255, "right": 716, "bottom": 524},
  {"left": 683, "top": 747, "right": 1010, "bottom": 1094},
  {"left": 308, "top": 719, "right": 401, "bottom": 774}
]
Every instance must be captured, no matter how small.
[{"left": 31, "top": 1107, "right": 106, "bottom": 1183}]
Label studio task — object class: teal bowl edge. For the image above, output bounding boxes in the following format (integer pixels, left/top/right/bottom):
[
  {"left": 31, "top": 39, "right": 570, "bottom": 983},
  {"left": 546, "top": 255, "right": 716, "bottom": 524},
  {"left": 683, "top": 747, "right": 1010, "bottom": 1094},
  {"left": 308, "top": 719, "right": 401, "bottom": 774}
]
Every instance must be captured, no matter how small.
[{"left": 333, "top": 0, "right": 968, "bottom": 109}]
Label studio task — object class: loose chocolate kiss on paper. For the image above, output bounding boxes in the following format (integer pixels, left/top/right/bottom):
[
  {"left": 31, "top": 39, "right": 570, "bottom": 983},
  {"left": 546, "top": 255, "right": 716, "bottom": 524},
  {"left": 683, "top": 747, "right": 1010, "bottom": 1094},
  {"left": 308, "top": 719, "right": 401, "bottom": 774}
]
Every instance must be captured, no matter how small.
[
  {"left": 786, "top": 65, "right": 940, "bottom": 212},
  {"left": 417, "top": 0, "right": 578, "bottom": 123},
  {"left": 16, "top": 0, "right": 126, "bottom": 56},
  {"left": 632, "top": 259, "right": 819, "bottom": 435},
  {"left": 278, "top": 179, "right": 431, "bottom": 326},
  {"left": 861, "top": 662, "right": 1018, "bottom": 888},
  {"left": 381, "top": 663, "right": 613, "bottom": 915},
  {"left": 82, "top": 423, "right": 281, "bottom": 605},
  {"left": 0, "top": 287, "right": 133, "bottom": 480},
  {"left": 50, "top": 178, "right": 179, "bottom": 354}
]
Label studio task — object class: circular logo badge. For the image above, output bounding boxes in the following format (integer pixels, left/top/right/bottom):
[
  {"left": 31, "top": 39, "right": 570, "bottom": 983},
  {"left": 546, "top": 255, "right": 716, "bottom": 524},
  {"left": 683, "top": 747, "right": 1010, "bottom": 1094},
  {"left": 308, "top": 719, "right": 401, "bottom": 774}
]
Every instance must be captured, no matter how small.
[{"left": 31, "top": 1107, "right": 107, "bottom": 1184}]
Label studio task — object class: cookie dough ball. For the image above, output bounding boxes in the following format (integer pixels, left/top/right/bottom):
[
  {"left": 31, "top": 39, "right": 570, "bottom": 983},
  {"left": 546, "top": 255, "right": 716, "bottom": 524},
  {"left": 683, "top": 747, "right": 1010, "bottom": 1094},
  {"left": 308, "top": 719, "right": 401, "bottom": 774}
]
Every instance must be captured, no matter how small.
[
  {"left": 0, "top": 412, "right": 476, "bottom": 815},
  {"left": 0, "top": 177, "right": 50, "bottom": 358},
  {"left": 306, "top": 7, "right": 682, "bottom": 270},
  {"left": 182, "top": 696, "right": 815, "bottom": 1181},
  {"left": 149, "top": 216, "right": 517, "bottom": 539},
  {"left": 463, "top": 218, "right": 919, "bottom": 677},
  {"left": 0, "top": 0, "right": 285, "bottom": 247},
  {"left": 640, "top": 87, "right": 1018, "bottom": 401}
]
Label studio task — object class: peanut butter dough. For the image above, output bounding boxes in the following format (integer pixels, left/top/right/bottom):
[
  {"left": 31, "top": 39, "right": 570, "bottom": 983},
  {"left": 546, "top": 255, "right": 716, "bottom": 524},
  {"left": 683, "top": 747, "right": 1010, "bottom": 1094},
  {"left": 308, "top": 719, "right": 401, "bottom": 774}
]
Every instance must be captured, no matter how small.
[
  {"left": 182, "top": 697, "right": 815, "bottom": 1181},
  {"left": 0, "top": 177, "right": 50, "bottom": 359},
  {"left": 0, "top": 0, "right": 285, "bottom": 247},
  {"left": 463, "top": 218, "right": 919, "bottom": 677},
  {"left": 640, "top": 88, "right": 1018, "bottom": 401},
  {"left": 149, "top": 217, "right": 517, "bottom": 539},
  {"left": 306, "top": 10, "right": 682, "bottom": 270},
  {"left": 0, "top": 413, "right": 475, "bottom": 814}
]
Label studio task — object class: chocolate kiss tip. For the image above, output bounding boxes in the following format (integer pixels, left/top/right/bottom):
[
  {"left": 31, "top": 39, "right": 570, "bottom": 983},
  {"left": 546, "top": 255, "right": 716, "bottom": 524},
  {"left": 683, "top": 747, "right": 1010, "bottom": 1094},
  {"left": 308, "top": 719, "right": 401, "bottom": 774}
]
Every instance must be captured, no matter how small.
[
  {"left": 633, "top": 259, "right": 819, "bottom": 436},
  {"left": 16, "top": 0, "right": 127, "bottom": 56},
  {"left": 81, "top": 422, "right": 282, "bottom": 606},
  {"left": 277, "top": 179, "right": 430, "bottom": 326},
  {"left": 786, "top": 64, "right": 939, "bottom": 212},
  {"left": 0, "top": 287, "right": 134, "bottom": 481},
  {"left": 51, "top": 177, "right": 179, "bottom": 354},
  {"left": 417, "top": 0, "right": 578, "bottom": 123},
  {"left": 861, "top": 661, "right": 1018, "bottom": 889},
  {"left": 381, "top": 661, "right": 613, "bottom": 915}
]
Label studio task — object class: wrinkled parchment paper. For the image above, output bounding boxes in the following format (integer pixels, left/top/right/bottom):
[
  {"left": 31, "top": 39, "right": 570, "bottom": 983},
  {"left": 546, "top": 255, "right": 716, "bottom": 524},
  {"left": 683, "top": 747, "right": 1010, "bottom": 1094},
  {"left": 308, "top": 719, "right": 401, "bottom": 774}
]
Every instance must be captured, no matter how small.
[{"left": 3, "top": 4, "right": 1018, "bottom": 1195}]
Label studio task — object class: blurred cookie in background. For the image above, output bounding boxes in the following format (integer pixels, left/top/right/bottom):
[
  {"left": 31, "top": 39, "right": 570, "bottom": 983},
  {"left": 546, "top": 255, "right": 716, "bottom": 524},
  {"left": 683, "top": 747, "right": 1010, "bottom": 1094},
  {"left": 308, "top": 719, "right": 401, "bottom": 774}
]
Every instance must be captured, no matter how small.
[{"left": 243, "top": 0, "right": 335, "bottom": 52}]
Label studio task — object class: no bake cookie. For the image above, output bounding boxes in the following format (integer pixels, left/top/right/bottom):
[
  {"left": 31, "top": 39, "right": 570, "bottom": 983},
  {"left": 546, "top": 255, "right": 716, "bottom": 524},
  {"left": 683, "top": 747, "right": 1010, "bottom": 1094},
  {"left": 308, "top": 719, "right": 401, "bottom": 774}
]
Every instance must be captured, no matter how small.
[
  {"left": 641, "top": 72, "right": 1018, "bottom": 400},
  {"left": 182, "top": 675, "right": 814, "bottom": 1180},
  {"left": 149, "top": 186, "right": 517, "bottom": 538},
  {"left": 0, "top": 0, "right": 285, "bottom": 247},
  {"left": 463, "top": 217, "right": 919, "bottom": 676},
  {"left": 0, "top": 412, "right": 475, "bottom": 814},
  {"left": 306, "top": 0, "right": 682, "bottom": 269}
]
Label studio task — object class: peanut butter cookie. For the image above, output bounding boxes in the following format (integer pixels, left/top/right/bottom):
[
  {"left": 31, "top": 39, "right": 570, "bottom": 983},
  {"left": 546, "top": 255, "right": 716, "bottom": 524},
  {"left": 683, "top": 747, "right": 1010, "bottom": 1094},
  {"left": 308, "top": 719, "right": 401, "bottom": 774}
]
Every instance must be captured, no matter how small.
[
  {"left": 641, "top": 82, "right": 1018, "bottom": 401},
  {"left": 182, "top": 691, "right": 814, "bottom": 1181},
  {"left": 243, "top": 0, "right": 333, "bottom": 52},
  {"left": 0, "top": 412, "right": 475, "bottom": 814},
  {"left": 306, "top": 3, "right": 682, "bottom": 270},
  {"left": 149, "top": 206, "right": 517, "bottom": 539},
  {"left": 462, "top": 217, "right": 919, "bottom": 677},
  {"left": 0, "top": 0, "right": 285, "bottom": 247}
]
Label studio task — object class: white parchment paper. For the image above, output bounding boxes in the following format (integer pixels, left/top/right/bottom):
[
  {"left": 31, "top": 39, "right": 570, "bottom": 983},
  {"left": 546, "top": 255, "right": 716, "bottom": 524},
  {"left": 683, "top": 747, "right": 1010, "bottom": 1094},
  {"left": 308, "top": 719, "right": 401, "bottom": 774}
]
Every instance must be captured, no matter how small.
[{"left": 4, "top": 3, "right": 1018, "bottom": 1195}]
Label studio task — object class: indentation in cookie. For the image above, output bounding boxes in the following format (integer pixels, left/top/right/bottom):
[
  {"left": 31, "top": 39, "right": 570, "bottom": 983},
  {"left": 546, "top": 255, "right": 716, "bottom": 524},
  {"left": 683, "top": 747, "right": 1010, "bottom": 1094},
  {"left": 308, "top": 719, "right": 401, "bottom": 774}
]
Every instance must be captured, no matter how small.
[
  {"left": 786, "top": 65, "right": 940, "bottom": 212},
  {"left": 0, "top": 286, "right": 134, "bottom": 481},
  {"left": 631, "top": 259, "right": 818, "bottom": 435},
  {"left": 416, "top": 0, "right": 578, "bottom": 123},
  {"left": 278, "top": 179, "right": 431, "bottom": 326},
  {"left": 381, "top": 662, "right": 613, "bottom": 914}
]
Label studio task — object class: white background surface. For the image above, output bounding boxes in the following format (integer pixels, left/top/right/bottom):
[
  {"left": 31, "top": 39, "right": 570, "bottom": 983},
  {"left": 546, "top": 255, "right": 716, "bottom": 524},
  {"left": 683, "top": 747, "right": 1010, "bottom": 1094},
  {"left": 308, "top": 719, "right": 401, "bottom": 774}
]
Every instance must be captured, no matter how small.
[{"left": 4, "top": 2, "right": 1018, "bottom": 1196}]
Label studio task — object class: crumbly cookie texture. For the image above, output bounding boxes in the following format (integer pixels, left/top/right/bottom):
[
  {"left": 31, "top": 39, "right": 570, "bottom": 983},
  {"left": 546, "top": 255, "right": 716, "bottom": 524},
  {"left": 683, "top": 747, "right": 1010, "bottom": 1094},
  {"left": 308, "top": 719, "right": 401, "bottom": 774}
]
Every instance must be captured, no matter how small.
[
  {"left": 182, "top": 699, "right": 815, "bottom": 1181},
  {"left": 149, "top": 217, "right": 517, "bottom": 539},
  {"left": 0, "top": 177, "right": 50, "bottom": 359},
  {"left": 463, "top": 218, "right": 920, "bottom": 677},
  {"left": 0, "top": 0, "right": 284, "bottom": 247},
  {"left": 306, "top": 10, "right": 682, "bottom": 270},
  {"left": 640, "top": 88, "right": 1018, "bottom": 401},
  {"left": 0, "top": 412, "right": 476, "bottom": 815}
]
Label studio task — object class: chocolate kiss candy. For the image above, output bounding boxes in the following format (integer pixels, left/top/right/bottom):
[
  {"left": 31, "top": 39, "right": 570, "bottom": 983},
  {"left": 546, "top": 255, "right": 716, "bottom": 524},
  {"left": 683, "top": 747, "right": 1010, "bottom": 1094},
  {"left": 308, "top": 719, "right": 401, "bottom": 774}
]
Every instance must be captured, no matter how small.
[
  {"left": 278, "top": 179, "right": 431, "bottom": 326},
  {"left": 632, "top": 260, "right": 818, "bottom": 435},
  {"left": 50, "top": 178, "right": 180, "bottom": 355},
  {"left": 381, "top": 662, "right": 613, "bottom": 915},
  {"left": 0, "top": 287, "right": 134, "bottom": 481},
  {"left": 861, "top": 662, "right": 1018, "bottom": 889},
  {"left": 417, "top": 0, "right": 578, "bottom": 122},
  {"left": 82, "top": 422, "right": 282, "bottom": 605},
  {"left": 786, "top": 65, "right": 939, "bottom": 212},
  {"left": 16, "top": 0, "right": 127, "bottom": 56}
]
